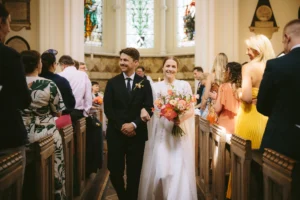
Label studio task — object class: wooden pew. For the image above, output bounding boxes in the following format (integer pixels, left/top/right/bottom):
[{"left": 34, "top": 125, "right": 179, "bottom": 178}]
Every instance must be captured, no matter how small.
[
  {"left": 262, "top": 148, "right": 298, "bottom": 200},
  {"left": 24, "top": 135, "right": 55, "bottom": 200},
  {"left": 0, "top": 151, "right": 23, "bottom": 200},
  {"left": 198, "top": 117, "right": 212, "bottom": 199},
  {"left": 59, "top": 125, "right": 74, "bottom": 200},
  {"left": 210, "top": 124, "right": 227, "bottom": 200},
  {"left": 195, "top": 116, "right": 199, "bottom": 176},
  {"left": 76, "top": 118, "right": 87, "bottom": 194},
  {"left": 230, "top": 134, "right": 252, "bottom": 200}
]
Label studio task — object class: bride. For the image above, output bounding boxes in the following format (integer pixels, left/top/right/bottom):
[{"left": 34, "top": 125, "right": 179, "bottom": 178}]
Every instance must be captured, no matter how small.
[{"left": 138, "top": 57, "right": 197, "bottom": 200}]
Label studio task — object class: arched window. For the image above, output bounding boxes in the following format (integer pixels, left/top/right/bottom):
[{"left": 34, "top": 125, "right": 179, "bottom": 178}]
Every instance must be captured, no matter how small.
[
  {"left": 177, "top": 0, "right": 195, "bottom": 47},
  {"left": 126, "top": 0, "right": 155, "bottom": 48},
  {"left": 84, "top": 0, "right": 103, "bottom": 46}
]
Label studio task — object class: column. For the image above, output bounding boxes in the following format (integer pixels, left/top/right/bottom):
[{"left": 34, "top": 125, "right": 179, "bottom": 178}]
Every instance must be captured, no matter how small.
[
  {"left": 113, "top": 0, "right": 121, "bottom": 53},
  {"left": 160, "top": 0, "right": 167, "bottom": 55},
  {"left": 64, "top": 0, "right": 71, "bottom": 56}
]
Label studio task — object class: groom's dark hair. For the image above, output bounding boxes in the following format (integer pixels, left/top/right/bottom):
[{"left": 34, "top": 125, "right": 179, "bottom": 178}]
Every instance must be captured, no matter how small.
[{"left": 120, "top": 47, "right": 140, "bottom": 61}]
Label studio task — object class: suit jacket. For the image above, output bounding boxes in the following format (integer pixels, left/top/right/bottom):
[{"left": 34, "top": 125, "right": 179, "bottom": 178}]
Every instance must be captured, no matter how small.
[
  {"left": 196, "top": 84, "right": 205, "bottom": 105},
  {"left": 257, "top": 47, "right": 300, "bottom": 160},
  {"left": 0, "top": 43, "right": 31, "bottom": 150},
  {"left": 104, "top": 73, "right": 153, "bottom": 141}
]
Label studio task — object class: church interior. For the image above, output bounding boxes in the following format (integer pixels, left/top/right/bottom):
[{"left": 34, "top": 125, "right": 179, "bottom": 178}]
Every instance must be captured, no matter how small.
[{"left": 1, "top": 0, "right": 300, "bottom": 199}]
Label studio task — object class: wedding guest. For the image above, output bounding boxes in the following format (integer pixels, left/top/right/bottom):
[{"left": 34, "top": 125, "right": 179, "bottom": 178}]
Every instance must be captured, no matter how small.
[
  {"left": 91, "top": 81, "right": 102, "bottom": 98},
  {"left": 193, "top": 66, "right": 204, "bottom": 107},
  {"left": 0, "top": 3, "right": 31, "bottom": 185},
  {"left": 136, "top": 66, "right": 154, "bottom": 85},
  {"left": 200, "top": 53, "right": 228, "bottom": 119},
  {"left": 258, "top": 19, "right": 300, "bottom": 161},
  {"left": 226, "top": 34, "right": 275, "bottom": 199},
  {"left": 20, "top": 50, "right": 66, "bottom": 199},
  {"left": 40, "top": 51, "right": 75, "bottom": 114},
  {"left": 214, "top": 62, "right": 241, "bottom": 134},
  {"left": 79, "top": 62, "right": 88, "bottom": 72},
  {"left": 58, "top": 55, "right": 92, "bottom": 125},
  {"left": 74, "top": 59, "right": 79, "bottom": 70},
  {"left": 104, "top": 48, "right": 153, "bottom": 200}
]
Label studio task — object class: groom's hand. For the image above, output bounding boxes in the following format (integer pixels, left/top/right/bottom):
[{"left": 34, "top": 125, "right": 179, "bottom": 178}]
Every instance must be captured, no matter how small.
[{"left": 121, "top": 123, "right": 135, "bottom": 136}]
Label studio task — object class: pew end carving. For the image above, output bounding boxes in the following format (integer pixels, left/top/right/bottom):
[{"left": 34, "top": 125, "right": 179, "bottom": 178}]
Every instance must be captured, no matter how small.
[
  {"left": 59, "top": 125, "right": 74, "bottom": 200},
  {"left": 230, "top": 134, "right": 252, "bottom": 200},
  {"left": 0, "top": 151, "right": 23, "bottom": 200},
  {"left": 75, "top": 118, "right": 87, "bottom": 195},
  {"left": 262, "top": 148, "right": 298, "bottom": 200}
]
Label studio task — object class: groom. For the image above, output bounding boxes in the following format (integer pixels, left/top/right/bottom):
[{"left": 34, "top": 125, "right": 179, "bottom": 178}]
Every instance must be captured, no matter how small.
[{"left": 104, "top": 47, "right": 153, "bottom": 200}]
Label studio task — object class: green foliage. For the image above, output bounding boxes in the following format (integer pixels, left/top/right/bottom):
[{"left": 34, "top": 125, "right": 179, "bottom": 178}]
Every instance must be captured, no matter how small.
[{"left": 129, "top": 0, "right": 151, "bottom": 37}]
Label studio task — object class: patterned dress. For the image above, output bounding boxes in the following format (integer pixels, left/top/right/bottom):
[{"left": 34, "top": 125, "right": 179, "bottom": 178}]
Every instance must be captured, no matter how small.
[{"left": 22, "top": 76, "right": 67, "bottom": 200}]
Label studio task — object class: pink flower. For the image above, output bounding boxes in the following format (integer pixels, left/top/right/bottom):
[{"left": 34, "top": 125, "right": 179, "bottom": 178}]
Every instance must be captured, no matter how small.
[
  {"left": 167, "top": 89, "right": 173, "bottom": 95},
  {"left": 177, "top": 100, "right": 187, "bottom": 111}
]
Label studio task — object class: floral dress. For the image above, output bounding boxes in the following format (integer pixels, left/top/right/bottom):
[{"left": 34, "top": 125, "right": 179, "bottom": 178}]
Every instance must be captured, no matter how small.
[{"left": 22, "top": 76, "right": 67, "bottom": 200}]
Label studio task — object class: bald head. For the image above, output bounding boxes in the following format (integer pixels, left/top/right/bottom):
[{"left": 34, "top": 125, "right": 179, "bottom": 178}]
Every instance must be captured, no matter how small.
[{"left": 282, "top": 19, "right": 300, "bottom": 53}]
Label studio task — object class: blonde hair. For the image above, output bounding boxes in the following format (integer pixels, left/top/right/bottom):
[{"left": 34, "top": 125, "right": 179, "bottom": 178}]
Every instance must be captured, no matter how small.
[
  {"left": 245, "top": 34, "right": 275, "bottom": 63},
  {"left": 199, "top": 73, "right": 209, "bottom": 81},
  {"left": 211, "top": 52, "right": 228, "bottom": 85}
]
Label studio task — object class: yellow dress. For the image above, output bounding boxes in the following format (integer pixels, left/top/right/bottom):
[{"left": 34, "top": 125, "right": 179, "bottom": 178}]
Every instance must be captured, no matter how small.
[
  {"left": 226, "top": 88, "right": 268, "bottom": 198},
  {"left": 235, "top": 88, "right": 268, "bottom": 149}
]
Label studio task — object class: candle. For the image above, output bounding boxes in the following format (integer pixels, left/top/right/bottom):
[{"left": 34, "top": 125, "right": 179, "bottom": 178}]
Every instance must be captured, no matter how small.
[{"left": 158, "top": 77, "right": 161, "bottom": 82}]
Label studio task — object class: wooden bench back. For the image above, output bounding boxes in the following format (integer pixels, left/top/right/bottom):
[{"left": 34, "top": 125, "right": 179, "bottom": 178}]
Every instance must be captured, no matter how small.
[
  {"left": 75, "top": 118, "right": 86, "bottom": 194},
  {"left": 230, "top": 134, "right": 252, "bottom": 200},
  {"left": 195, "top": 116, "right": 199, "bottom": 176},
  {"left": 0, "top": 151, "right": 23, "bottom": 200},
  {"left": 59, "top": 125, "right": 74, "bottom": 200},
  {"left": 198, "top": 117, "right": 212, "bottom": 199},
  {"left": 263, "top": 148, "right": 297, "bottom": 200},
  {"left": 210, "top": 124, "right": 227, "bottom": 200}
]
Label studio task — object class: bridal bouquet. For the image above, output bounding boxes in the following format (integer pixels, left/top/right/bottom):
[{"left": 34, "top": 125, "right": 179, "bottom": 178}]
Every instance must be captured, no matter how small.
[{"left": 154, "top": 86, "right": 196, "bottom": 137}]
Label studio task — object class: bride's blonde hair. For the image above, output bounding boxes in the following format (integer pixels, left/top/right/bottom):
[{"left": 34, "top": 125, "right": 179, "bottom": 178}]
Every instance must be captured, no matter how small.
[{"left": 245, "top": 34, "right": 275, "bottom": 63}]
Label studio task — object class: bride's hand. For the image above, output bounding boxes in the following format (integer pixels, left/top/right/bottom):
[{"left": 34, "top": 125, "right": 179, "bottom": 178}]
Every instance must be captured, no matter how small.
[
  {"left": 174, "top": 118, "right": 181, "bottom": 125},
  {"left": 140, "top": 108, "right": 150, "bottom": 122}
]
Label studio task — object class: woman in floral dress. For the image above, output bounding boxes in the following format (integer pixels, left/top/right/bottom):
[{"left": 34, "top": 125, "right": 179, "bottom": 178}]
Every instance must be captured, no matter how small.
[{"left": 20, "top": 50, "right": 67, "bottom": 200}]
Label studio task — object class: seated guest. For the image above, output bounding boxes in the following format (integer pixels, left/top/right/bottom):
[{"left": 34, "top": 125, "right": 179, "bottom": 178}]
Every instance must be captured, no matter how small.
[
  {"left": 20, "top": 50, "right": 66, "bottom": 199},
  {"left": 136, "top": 66, "right": 154, "bottom": 85},
  {"left": 0, "top": 3, "right": 31, "bottom": 185},
  {"left": 214, "top": 62, "right": 241, "bottom": 134},
  {"left": 40, "top": 50, "right": 75, "bottom": 114}
]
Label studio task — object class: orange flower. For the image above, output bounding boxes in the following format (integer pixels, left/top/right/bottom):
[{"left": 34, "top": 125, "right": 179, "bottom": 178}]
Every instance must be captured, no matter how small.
[
  {"left": 93, "top": 96, "right": 103, "bottom": 105},
  {"left": 167, "top": 89, "right": 173, "bottom": 95},
  {"left": 161, "top": 104, "right": 177, "bottom": 121}
]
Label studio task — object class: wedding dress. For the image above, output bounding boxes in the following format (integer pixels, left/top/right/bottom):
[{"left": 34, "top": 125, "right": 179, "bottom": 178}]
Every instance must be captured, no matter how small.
[{"left": 138, "top": 80, "right": 197, "bottom": 200}]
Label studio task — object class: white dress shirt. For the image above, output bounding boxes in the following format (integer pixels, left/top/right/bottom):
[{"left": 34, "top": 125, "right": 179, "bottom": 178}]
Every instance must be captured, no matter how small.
[
  {"left": 59, "top": 66, "right": 92, "bottom": 117},
  {"left": 123, "top": 72, "right": 137, "bottom": 128}
]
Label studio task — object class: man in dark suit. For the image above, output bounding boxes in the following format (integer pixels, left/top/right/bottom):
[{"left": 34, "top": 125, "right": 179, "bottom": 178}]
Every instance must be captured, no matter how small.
[
  {"left": 257, "top": 19, "right": 300, "bottom": 161},
  {"left": 0, "top": 3, "right": 31, "bottom": 152},
  {"left": 104, "top": 48, "right": 153, "bottom": 200},
  {"left": 193, "top": 66, "right": 204, "bottom": 107}
]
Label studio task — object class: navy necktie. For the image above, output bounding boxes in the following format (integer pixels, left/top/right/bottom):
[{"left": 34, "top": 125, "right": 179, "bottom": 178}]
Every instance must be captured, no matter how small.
[{"left": 126, "top": 78, "right": 132, "bottom": 93}]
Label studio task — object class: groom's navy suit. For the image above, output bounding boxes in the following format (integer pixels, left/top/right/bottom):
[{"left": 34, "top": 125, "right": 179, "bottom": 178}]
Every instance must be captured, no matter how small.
[{"left": 104, "top": 73, "right": 153, "bottom": 200}]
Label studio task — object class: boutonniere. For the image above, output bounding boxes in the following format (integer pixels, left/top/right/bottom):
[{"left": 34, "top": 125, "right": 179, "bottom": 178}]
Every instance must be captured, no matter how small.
[{"left": 134, "top": 79, "right": 144, "bottom": 90}]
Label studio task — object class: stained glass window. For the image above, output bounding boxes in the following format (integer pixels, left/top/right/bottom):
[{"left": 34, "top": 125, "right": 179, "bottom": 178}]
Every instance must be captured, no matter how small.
[
  {"left": 126, "top": 0, "right": 154, "bottom": 49},
  {"left": 84, "top": 0, "right": 103, "bottom": 46},
  {"left": 177, "top": 0, "right": 195, "bottom": 47}
]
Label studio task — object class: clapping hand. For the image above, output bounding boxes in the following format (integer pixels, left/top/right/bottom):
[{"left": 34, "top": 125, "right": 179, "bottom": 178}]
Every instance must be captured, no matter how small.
[
  {"left": 209, "top": 91, "right": 217, "bottom": 100},
  {"left": 140, "top": 108, "right": 151, "bottom": 122}
]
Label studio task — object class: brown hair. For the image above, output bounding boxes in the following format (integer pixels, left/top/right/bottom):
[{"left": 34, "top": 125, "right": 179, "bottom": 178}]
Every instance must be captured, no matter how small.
[
  {"left": 224, "top": 62, "right": 242, "bottom": 88},
  {"left": 21, "top": 50, "right": 41, "bottom": 74},
  {"left": 58, "top": 55, "right": 75, "bottom": 66},
  {"left": 162, "top": 56, "right": 179, "bottom": 68},
  {"left": 119, "top": 47, "right": 140, "bottom": 61}
]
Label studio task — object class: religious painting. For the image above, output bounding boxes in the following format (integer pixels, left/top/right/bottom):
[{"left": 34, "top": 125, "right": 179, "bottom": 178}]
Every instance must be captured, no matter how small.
[
  {"left": 1, "top": 0, "right": 31, "bottom": 31},
  {"left": 177, "top": 0, "right": 195, "bottom": 47},
  {"left": 84, "top": 0, "right": 103, "bottom": 46},
  {"left": 126, "top": 0, "right": 154, "bottom": 49}
]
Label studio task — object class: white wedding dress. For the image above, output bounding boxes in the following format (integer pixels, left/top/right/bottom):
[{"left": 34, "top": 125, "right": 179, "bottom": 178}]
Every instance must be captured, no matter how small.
[{"left": 138, "top": 80, "right": 197, "bottom": 200}]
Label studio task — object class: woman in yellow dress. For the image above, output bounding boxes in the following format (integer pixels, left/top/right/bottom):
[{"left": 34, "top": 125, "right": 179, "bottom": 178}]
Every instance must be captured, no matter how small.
[{"left": 226, "top": 34, "right": 275, "bottom": 198}]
